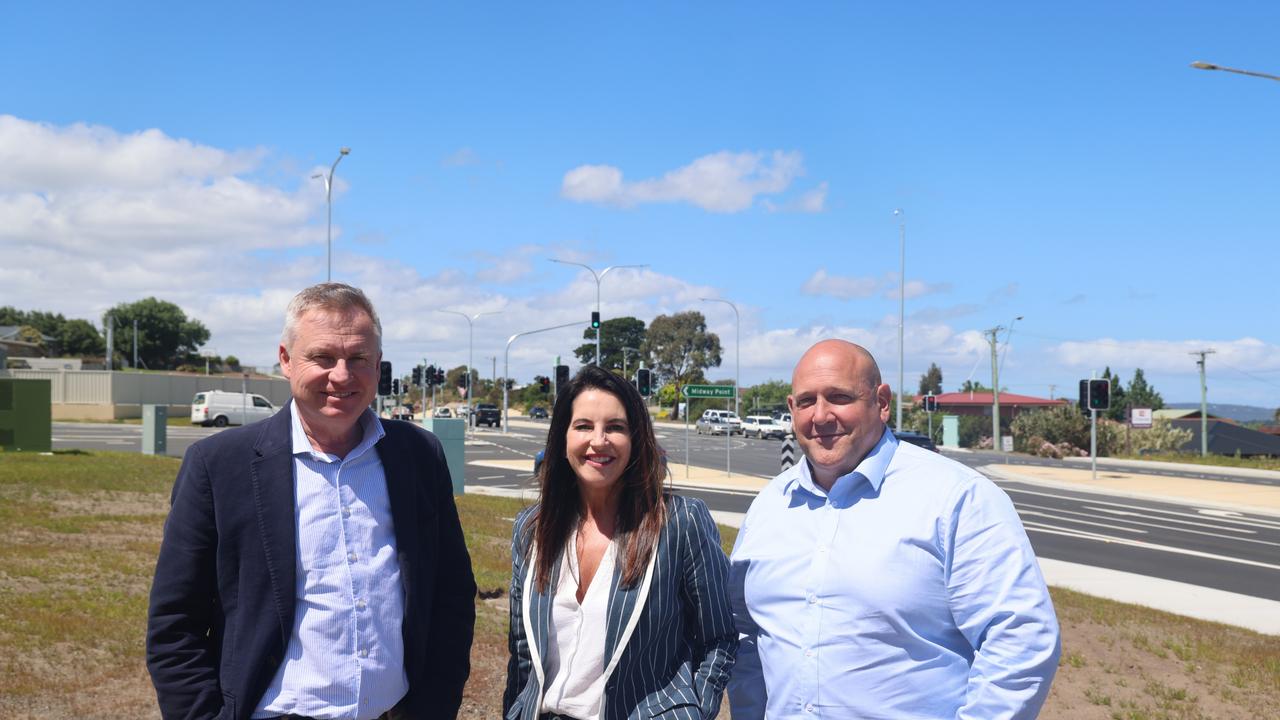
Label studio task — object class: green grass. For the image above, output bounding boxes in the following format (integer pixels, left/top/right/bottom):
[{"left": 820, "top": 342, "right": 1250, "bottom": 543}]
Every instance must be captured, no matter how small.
[
  {"left": 1112, "top": 452, "right": 1280, "bottom": 471},
  {"left": 2, "top": 451, "right": 1279, "bottom": 717}
]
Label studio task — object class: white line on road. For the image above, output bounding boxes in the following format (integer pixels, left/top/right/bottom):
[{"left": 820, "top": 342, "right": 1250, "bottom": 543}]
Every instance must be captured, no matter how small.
[{"left": 1022, "top": 521, "right": 1280, "bottom": 572}]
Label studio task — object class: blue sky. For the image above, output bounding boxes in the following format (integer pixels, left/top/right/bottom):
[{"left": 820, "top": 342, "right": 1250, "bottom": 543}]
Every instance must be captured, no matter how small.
[{"left": 3, "top": 2, "right": 1278, "bottom": 407}]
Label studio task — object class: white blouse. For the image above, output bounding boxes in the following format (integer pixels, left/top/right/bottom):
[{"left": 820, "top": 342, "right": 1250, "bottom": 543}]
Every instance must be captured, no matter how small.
[{"left": 540, "top": 533, "right": 618, "bottom": 719}]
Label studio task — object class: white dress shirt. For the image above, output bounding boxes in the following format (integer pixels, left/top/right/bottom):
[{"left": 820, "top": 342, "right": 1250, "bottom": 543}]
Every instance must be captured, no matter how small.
[
  {"left": 540, "top": 533, "right": 618, "bottom": 720},
  {"left": 252, "top": 402, "right": 408, "bottom": 720}
]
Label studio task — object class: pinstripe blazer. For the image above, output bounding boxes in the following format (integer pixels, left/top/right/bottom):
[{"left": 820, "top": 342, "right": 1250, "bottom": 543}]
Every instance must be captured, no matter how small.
[{"left": 503, "top": 494, "right": 737, "bottom": 720}]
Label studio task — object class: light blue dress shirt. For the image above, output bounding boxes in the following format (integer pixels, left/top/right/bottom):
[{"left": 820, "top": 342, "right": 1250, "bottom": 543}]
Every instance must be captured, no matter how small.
[
  {"left": 252, "top": 402, "right": 408, "bottom": 720},
  {"left": 728, "top": 428, "right": 1060, "bottom": 719}
]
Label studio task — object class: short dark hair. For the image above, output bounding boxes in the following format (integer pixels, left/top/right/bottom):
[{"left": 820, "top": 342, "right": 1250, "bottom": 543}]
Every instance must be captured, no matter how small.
[{"left": 530, "top": 365, "right": 667, "bottom": 592}]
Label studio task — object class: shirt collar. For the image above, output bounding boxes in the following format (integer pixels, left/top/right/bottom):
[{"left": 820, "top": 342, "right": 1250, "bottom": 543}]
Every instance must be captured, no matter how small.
[
  {"left": 288, "top": 399, "right": 385, "bottom": 462},
  {"left": 788, "top": 426, "right": 898, "bottom": 501}
]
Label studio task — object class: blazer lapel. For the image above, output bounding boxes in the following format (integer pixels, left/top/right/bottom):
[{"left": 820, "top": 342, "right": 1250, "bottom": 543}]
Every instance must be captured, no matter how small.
[
  {"left": 523, "top": 547, "right": 559, "bottom": 696},
  {"left": 377, "top": 426, "right": 422, "bottom": 609},
  {"left": 601, "top": 535, "right": 661, "bottom": 678},
  {"left": 249, "top": 407, "right": 298, "bottom": 647}
]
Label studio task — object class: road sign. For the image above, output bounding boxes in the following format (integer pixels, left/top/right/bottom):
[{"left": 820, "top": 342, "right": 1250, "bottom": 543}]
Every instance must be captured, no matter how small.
[
  {"left": 780, "top": 436, "right": 798, "bottom": 471},
  {"left": 682, "top": 384, "right": 735, "bottom": 398}
]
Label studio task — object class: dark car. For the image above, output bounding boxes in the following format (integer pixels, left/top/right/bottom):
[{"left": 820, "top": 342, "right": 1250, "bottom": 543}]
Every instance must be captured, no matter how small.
[
  {"left": 473, "top": 403, "right": 501, "bottom": 428},
  {"left": 894, "top": 430, "right": 938, "bottom": 452},
  {"left": 528, "top": 406, "right": 548, "bottom": 420}
]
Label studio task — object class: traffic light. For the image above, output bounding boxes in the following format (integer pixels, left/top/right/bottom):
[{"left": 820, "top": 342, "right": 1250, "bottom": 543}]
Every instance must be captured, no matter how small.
[
  {"left": 412, "top": 365, "right": 422, "bottom": 386},
  {"left": 435, "top": 368, "right": 446, "bottom": 385},
  {"left": 923, "top": 394, "right": 937, "bottom": 413},
  {"left": 1088, "top": 379, "right": 1111, "bottom": 410},
  {"left": 392, "top": 378, "right": 401, "bottom": 396},
  {"left": 539, "top": 376, "right": 550, "bottom": 394},
  {"left": 591, "top": 311, "right": 600, "bottom": 329},
  {"left": 636, "top": 367, "right": 651, "bottom": 397},
  {"left": 425, "top": 365, "right": 437, "bottom": 387},
  {"left": 378, "top": 361, "right": 393, "bottom": 396},
  {"left": 554, "top": 364, "right": 570, "bottom": 389}
]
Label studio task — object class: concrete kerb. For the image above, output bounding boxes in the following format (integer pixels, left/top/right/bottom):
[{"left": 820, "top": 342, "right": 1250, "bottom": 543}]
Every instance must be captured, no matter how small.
[{"left": 1060, "top": 454, "right": 1280, "bottom": 481}]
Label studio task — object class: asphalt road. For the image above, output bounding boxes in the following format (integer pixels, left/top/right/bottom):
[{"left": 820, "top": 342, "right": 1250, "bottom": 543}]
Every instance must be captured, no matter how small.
[{"left": 50, "top": 420, "right": 1280, "bottom": 602}]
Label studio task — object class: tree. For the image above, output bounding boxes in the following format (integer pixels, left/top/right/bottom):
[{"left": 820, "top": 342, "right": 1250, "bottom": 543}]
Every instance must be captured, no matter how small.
[
  {"left": 958, "top": 379, "right": 991, "bottom": 393},
  {"left": 103, "top": 298, "right": 210, "bottom": 370},
  {"left": 918, "top": 363, "right": 943, "bottom": 396},
  {"left": 1124, "top": 368, "right": 1164, "bottom": 412},
  {"left": 742, "top": 380, "right": 791, "bottom": 414},
  {"left": 16, "top": 326, "right": 48, "bottom": 354},
  {"left": 445, "top": 365, "right": 479, "bottom": 396},
  {"left": 58, "top": 319, "right": 102, "bottom": 357},
  {"left": 642, "top": 312, "right": 722, "bottom": 418},
  {"left": 573, "top": 316, "right": 647, "bottom": 370}
]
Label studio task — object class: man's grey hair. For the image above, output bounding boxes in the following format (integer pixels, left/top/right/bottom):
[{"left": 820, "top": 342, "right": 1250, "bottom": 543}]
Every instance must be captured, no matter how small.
[{"left": 280, "top": 283, "right": 383, "bottom": 350}]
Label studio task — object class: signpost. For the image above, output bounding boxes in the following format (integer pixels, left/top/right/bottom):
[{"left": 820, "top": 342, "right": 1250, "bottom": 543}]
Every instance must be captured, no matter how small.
[
  {"left": 682, "top": 384, "right": 738, "bottom": 478},
  {"left": 1131, "top": 408, "right": 1153, "bottom": 428}
]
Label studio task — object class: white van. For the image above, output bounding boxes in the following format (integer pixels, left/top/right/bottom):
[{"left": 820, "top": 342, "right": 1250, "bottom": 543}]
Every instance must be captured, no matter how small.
[{"left": 191, "top": 390, "right": 277, "bottom": 427}]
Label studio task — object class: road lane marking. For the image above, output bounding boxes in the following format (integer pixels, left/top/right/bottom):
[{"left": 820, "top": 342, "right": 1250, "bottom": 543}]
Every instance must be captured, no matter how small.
[
  {"left": 1022, "top": 522, "right": 1280, "bottom": 572},
  {"left": 1004, "top": 485, "right": 1280, "bottom": 528},
  {"left": 1019, "top": 510, "right": 1148, "bottom": 535}
]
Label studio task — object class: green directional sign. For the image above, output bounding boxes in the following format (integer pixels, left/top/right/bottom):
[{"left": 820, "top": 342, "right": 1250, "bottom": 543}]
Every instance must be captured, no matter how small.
[{"left": 682, "top": 384, "right": 735, "bottom": 398}]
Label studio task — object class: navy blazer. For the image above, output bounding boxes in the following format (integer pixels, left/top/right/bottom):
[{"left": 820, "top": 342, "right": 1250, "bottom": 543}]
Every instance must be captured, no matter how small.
[
  {"left": 146, "top": 405, "right": 476, "bottom": 720},
  {"left": 503, "top": 495, "right": 737, "bottom": 720}
]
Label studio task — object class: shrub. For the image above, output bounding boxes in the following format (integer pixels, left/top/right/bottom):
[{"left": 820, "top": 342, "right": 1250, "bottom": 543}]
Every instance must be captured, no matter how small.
[
  {"left": 1130, "top": 418, "right": 1194, "bottom": 454},
  {"left": 1012, "top": 405, "right": 1123, "bottom": 455}
]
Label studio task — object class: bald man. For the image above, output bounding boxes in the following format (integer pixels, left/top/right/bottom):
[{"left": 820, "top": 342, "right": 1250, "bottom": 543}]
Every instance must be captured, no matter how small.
[{"left": 727, "top": 340, "right": 1060, "bottom": 719}]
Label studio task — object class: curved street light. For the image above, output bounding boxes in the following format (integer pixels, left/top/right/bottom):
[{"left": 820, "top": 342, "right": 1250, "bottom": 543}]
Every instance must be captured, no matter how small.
[
  {"left": 438, "top": 309, "right": 502, "bottom": 436},
  {"left": 549, "top": 259, "right": 649, "bottom": 365},
  {"left": 312, "top": 147, "right": 350, "bottom": 282},
  {"left": 699, "top": 297, "right": 740, "bottom": 417},
  {"left": 502, "top": 321, "right": 587, "bottom": 432},
  {"left": 1190, "top": 61, "right": 1280, "bottom": 82}
]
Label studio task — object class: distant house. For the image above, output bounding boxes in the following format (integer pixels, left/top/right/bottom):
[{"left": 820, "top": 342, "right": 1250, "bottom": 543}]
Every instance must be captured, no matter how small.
[
  {"left": 1154, "top": 408, "right": 1233, "bottom": 424},
  {"left": 926, "top": 391, "right": 1067, "bottom": 422},
  {"left": 0, "top": 325, "right": 58, "bottom": 359},
  {"left": 1169, "top": 418, "right": 1280, "bottom": 457}
]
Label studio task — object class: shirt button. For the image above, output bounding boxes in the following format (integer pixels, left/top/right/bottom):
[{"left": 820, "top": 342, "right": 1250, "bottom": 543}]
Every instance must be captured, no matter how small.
[
  {"left": 804, "top": 649, "right": 814, "bottom": 657},
  {"left": 347, "top": 552, "right": 358, "bottom": 562},
  {"left": 356, "top": 598, "right": 367, "bottom": 610},
  {"left": 807, "top": 594, "right": 817, "bottom": 605},
  {"left": 359, "top": 648, "right": 369, "bottom": 658},
  {"left": 342, "top": 506, "right": 352, "bottom": 518},
  {"left": 806, "top": 703, "right": 815, "bottom": 713}
]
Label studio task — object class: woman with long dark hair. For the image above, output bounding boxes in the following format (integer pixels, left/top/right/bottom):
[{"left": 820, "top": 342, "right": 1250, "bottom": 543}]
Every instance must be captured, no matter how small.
[{"left": 504, "top": 365, "right": 736, "bottom": 720}]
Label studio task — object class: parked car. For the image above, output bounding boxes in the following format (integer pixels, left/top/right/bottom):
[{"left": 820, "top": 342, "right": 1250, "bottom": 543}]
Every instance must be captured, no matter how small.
[
  {"left": 696, "top": 409, "right": 743, "bottom": 436},
  {"left": 473, "top": 403, "right": 501, "bottom": 428},
  {"left": 772, "top": 411, "right": 794, "bottom": 436},
  {"left": 894, "top": 430, "right": 938, "bottom": 452},
  {"left": 432, "top": 407, "right": 453, "bottom": 418},
  {"left": 741, "top": 415, "right": 786, "bottom": 440},
  {"left": 528, "top": 406, "right": 548, "bottom": 420},
  {"left": 190, "top": 390, "right": 276, "bottom": 427}
]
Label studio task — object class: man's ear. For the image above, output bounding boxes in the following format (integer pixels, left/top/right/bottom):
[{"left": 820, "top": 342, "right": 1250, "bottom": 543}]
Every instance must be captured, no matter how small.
[
  {"left": 876, "top": 383, "right": 893, "bottom": 421},
  {"left": 786, "top": 394, "right": 797, "bottom": 413},
  {"left": 278, "top": 343, "right": 292, "bottom": 378}
]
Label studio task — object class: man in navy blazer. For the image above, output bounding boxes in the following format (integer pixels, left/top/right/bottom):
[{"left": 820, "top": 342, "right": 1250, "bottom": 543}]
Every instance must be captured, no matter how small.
[{"left": 146, "top": 283, "right": 475, "bottom": 720}]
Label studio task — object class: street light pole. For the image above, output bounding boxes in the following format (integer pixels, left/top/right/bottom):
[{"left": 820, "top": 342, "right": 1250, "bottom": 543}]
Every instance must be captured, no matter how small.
[
  {"left": 502, "top": 321, "right": 587, "bottom": 432},
  {"left": 549, "top": 259, "right": 648, "bottom": 365},
  {"left": 894, "top": 208, "right": 905, "bottom": 431},
  {"left": 439, "top": 309, "right": 501, "bottom": 436},
  {"left": 986, "top": 325, "right": 1004, "bottom": 452},
  {"left": 1190, "top": 61, "right": 1280, "bottom": 82},
  {"left": 1000, "top": 315, "right": 1024, "bottom": 377},
  {"left": 699, "top": 298, "right": 740, "bottom": 417},
  {"left": 312, "top": 147, "right": 350, "bottom": 283},
  {"left": 621, "top": 346, "right": 640, "bottom": 377}
]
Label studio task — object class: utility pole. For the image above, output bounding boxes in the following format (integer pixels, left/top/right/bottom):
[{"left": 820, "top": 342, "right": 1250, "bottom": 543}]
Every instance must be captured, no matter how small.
[
  {"left": 105, "top": 315, "right": 114, "bottom": 371},
  {"left": 1048, "top": 384, "right": 1056, "bottom": 400},
  {"left": 1191, "top": 349, "right": 1216, "bottom": 456},
  {"left": 986, "top": 326, "right": 1003, "bottom": 451}
]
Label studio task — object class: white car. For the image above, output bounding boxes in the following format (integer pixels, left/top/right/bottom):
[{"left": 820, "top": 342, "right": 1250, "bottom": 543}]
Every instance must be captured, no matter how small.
[
  {"left": 742, "top": 415, "right": 786, "bottom": 440},
  {"left": 696, "top": 409, "right": 743, "bottom": 436},
  {"left": 190, "top": 390, "right": 276, "bottom": 427}
]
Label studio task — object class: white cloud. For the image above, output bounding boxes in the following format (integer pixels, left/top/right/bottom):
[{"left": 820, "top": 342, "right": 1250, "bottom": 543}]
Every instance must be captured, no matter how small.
[
  {"left": 1050, "top": 337, "right": 1280, "bottom": 376},
  {"left": 561, "top": 150, "right": 806, "bottom": 213},
  {"left": 441, "top": 147, "right": 478, "bottom": 167},
  {"left": 800, "top": 269, "right": 880, "bottom": 299},
  {"left": 794, "top": 182, "right": 828, "bottom": 213},
  {"left": 801, "top": 270, "right": 950, "bottom": 301}
]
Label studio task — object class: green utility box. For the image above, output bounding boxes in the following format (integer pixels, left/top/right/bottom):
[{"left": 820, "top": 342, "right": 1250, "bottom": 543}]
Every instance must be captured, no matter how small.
[
  {"left": 0, "top": 378, "right": 53, "bottom": 452},
  {"left": 142, "top": 404, "right": 168, "bottom": 456},
  {"left": 421, "top": 417, "right": 466, "bottom": 495},
  {"left": 941, "top": 415, "right": 960, "bottom": 449}
]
